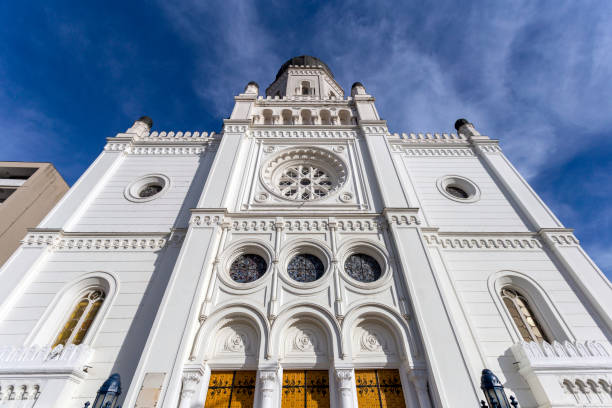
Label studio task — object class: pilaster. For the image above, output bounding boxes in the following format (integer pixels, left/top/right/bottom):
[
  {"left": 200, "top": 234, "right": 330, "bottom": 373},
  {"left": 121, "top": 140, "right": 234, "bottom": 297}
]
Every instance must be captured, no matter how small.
[{"left": 383, "top": 209, "right": 480, "bottom": 407}]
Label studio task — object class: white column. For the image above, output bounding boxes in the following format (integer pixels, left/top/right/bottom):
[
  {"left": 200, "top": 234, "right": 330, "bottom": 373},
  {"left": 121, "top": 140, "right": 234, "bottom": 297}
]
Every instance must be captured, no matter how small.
[
  {"left": 259, "top": 370, "right": 278, "bottom": 408},
  {"left": 409, "top": 371, "right": 432, "bottom": 408},
  {"left": 179, "top": 370, "right": 203, "bottom": 408},
  {"left": 335, "top": 369, "right": 355, "bottom": 408}
]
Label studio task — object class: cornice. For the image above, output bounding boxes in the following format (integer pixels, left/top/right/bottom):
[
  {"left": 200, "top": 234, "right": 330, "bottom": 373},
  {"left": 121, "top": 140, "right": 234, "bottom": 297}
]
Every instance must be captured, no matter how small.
[
  {"left": 250, "top": 128, "right": 358, "bottom": 138},
  {"left": 21, "top": 229, "right": 185, "bottom": 251},
  {"left": 104, "top": 131, "right": 219, "bottom": 155},
  {"left": 422, "top": 230, "right": 543, "bottom": 250}
]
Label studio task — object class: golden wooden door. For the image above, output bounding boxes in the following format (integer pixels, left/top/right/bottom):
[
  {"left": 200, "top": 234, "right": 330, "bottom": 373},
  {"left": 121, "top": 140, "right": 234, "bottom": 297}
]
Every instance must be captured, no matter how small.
[
  {"left": 355, "top": 370, "right": 406, "bottom": 408},
  {"left": 205, "top": 371, "right": 256, "bottom": 408},
  {"left": 282, "top": 370, "right": 330, "bottom": 408}
]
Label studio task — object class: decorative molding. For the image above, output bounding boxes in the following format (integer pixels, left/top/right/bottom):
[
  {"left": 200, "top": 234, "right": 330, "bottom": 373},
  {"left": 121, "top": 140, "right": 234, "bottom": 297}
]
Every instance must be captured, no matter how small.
[
  {"left": 392, "top": 146, "right": 475, "bottom": 157},
  {"left": 224, "top": 125, "right": 248, "bottom": 133},
  {"left": 293, "top": 329, "right": 318, "bottom": 352},
  {"left": 0, "top": 384, "right": 39, "bottom": 402},
  {"left": 359, "top": 327, "right": 387, "bottom": 352},
  {"left": 224, "top": 331, "right": 248, "bottom": 352},
  {"left": 251, "top": 129, "right": 357, "bottom": 138},
  {"left": 190, "top": 215, "right": 224, "bottom": 227},
  {"left": 21, "top": 231, "right": 183, "bottom": 251},
  {"left": 232, "top": 219, "right": 277, "bottom": 231},
  {"left": 387, "top": 214, "right": 421, "bottom": 226},
  {"left": 104, "top": 131, "right": 218, "bottom": 155},
  {"left": 362, "top": 126, "right": 388, "bottom": 133},
  {"left": 539, "top": 230, "right": 580, "bottom": 247},
  {"left": 423, "top": 233, "right": 542, "bottom": 250},
  {"left": 475, "top": 143, "right": 502, "bottom": 153},
  {"left": 388, "top": 132, "right": 467, "bottom": 144}
]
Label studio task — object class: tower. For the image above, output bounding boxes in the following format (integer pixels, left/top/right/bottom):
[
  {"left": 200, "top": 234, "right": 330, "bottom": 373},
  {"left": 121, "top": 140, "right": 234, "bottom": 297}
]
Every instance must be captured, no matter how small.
[{"left": 0, "top": 56, "right": 610, "bottom": 408}]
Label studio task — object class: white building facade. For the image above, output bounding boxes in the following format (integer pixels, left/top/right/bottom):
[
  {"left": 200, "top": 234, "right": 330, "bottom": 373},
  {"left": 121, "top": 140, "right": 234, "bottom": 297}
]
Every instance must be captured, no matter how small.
[{"left": 0, "top": 55, "right": 611, "bottom": 408}]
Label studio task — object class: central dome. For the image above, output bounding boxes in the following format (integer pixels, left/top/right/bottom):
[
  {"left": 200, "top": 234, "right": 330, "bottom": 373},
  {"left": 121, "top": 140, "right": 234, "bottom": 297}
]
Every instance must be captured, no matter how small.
[{"left": 275, "top": 55, "right": 334, "bottom": 80}]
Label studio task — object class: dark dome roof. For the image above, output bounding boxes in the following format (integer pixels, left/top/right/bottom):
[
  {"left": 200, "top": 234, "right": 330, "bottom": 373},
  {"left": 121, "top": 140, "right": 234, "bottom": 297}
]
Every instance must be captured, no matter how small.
[{"left": 275, "top": 55, "right": 334, "bottom": 80}]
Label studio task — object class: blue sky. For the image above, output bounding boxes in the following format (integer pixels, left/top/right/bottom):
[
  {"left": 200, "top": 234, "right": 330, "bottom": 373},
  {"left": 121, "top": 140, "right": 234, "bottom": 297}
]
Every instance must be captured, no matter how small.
[{"left": 1, "top": 1, "right": 611, "bottom": 278}]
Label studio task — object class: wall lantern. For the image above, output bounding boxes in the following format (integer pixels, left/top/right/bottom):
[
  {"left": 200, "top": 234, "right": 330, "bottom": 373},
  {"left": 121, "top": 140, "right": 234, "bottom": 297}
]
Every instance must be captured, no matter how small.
[
  {"left": 480, "top": 369, "right": 518, "bottom": 408},
  {"left": 91, "top": 373, "right": 122, "bottom": 408}
]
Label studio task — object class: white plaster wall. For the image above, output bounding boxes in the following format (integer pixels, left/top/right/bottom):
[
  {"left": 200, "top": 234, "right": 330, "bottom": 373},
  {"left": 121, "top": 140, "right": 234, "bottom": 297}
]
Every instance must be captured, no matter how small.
[
  {"left": 399, "top": 155, "right": 530, "bottom": 232},
  {"left": 71, "top": 153, "right": 214, "bottom": 232}
]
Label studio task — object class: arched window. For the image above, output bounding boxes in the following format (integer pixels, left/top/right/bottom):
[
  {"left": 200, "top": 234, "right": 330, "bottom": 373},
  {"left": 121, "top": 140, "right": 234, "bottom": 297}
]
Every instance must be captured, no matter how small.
[
  {"left": 263, "top": 109, "right": 273, "bottom": 125},
  {"left": 300, "top": 110, "right": 313, "bottom": 125},
  {"left": 501, "top": 287, "right": 549, "bottom": 343},
  {"left": 301, "top": 81, "right": 311, "bottom": 95},
  {"left": 282, "top": 109, "right": 293, "bottom": 125},
  {"left": 319, "top": 110, "right": 331, "bottom": 125},
  {"left": 53, "top": 289, "right": 106, "bottom": 347},
  {"left": 338, "top": 110, "right": 351, "bottom": 125}
]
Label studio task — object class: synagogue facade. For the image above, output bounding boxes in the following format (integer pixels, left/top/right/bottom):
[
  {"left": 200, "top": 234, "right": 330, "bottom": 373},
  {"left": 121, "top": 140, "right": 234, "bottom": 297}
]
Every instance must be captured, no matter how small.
[{"left": 0, "top": 55, "right": 610, "bottom": 408}]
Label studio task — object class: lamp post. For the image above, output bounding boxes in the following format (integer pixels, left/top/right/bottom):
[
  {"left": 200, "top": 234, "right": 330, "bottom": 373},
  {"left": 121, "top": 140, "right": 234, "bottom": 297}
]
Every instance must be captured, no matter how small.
[
  {"left": 480, "top": 369, "right": 518, "bottom": 408},
  {"left": 92, "top": 373, "right": 122, "bottom": 408}
]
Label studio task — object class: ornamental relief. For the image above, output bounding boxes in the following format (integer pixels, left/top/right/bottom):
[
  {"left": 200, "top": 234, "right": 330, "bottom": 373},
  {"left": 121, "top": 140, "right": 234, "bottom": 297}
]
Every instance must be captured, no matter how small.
[
  {"left": 224, "top": 331, "right": 249, "bottom": 352},
  {"left": 293, "top": 329, "right": 318, "bottom": 352},
  {"left": 359, "top": 327, "right": 389, "bottom": 352}
]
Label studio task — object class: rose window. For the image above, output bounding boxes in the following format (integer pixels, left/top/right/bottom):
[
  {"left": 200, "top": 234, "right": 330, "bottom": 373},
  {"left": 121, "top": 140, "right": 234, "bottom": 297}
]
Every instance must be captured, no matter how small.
[
  {"left": 260, "top": 147, "right": 347, "bottom": 202},
  {"left": 277, "top": 165, "right": 334, "bottom": 200},
  {"left": 138, "top": 184, "right": 163, "bottom": 198},
  {"left": 344, "top": 254, "right": 381, "bottom": 282},
  {"left": 287, "top": 254, "right": 325, "bottom": 282},
  {"left": 229, "top": 254, "right": 267, "bottom": 283}
]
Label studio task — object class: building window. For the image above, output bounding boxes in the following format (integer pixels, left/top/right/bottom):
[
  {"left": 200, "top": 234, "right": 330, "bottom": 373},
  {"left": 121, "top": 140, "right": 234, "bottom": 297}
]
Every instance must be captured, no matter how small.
[
  {"left": 282, "top": 370, "right": 329, "bottom": 407},
  {"left": 138, "top": 184, "right": 163, "bottom": 198},
  {"left": 277, "top": 164, "right": 333, "bottom": 201},
  {"left": 205, "top": 371, "right": 256, "bottom": 407},
  {"left": 229, "top": 254, "right": 267, "bottom": 283},
  {"left": 53, "top": 289, "right": 105, "bottom": 347},
  {"left": 436, "top": 175, "right": 481, "bottom": 203},
  {"left": 287, "top": 254, "right": 325, "bottom": 283},
  {"left": 355, "top": 370, "right": 406, "bottom": 408},
  {"left": 501, "top": 287, "right": 549, "bottom": 342},
  {"left": 345, "top": 254, "right": 382, "bottom": 283},
  {"left": 125, "top": 174, "right": 170, "bottom": 202}
]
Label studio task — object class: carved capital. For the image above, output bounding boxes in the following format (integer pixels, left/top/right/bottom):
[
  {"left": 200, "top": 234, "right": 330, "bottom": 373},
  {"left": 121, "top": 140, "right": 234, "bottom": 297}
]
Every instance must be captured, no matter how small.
[{"left": 335, "top": 369, "right": 354, "bottom": 389}]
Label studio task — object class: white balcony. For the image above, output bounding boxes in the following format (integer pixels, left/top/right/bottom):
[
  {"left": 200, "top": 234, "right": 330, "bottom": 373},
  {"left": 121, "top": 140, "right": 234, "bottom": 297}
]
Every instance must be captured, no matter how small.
[
  {"left": 0, "top": 344, "right": 92, "bottom": 408},
  {"left": 511, "top": 340, "right": 612, "bottom": 407}
]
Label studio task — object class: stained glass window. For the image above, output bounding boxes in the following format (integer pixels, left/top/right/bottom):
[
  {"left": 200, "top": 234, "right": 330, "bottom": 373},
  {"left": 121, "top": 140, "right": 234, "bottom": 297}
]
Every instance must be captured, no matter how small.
[
  {"left": 345, "top": 254, "right": 382, "bottom": 283},
  {"left": 53, "top": 289, "right": 105, "bottom": 347},
  {"left": 229, "top": 254, "right": 267, "bottom": 283},
  {"left": 287, "top": 254, "right": 324, "bottom": 282},
  {"left": 277, "top": 165, "right": 333, "bottom": 201},
  {"left": 501, "top": 288, "right": 549, "bottom": 342},
  {"left": 138, "top": 184, "right": 163, "bottom": 198}
]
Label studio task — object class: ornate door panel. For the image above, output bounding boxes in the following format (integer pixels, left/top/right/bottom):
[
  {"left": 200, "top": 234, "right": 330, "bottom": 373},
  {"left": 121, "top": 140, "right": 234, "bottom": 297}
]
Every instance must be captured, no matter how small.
[
  {"left": 355, "top": 370, "right": 406, "bottom": 408},
  {"left": 282, "top": 370, "right": 330, "bottom": 408},
  {"left": 205, "top": 371, "right": 256, "bottom": 408}
]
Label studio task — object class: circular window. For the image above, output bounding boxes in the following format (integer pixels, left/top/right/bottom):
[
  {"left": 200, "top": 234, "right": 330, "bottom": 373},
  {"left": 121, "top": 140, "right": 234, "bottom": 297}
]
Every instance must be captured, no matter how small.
[
  {"left": 437, "top": 175, "right": 480, "bottom": 203},
  {"left": 260, "top": 147, "right": 347, "bottom": 201},
  {"left": 287, "top": 254, "right": 325, "bottom": 282},
  {"left": 139, "top": 184, "right": 163, "bottom": 198},
  {"left": 229, "top": 254, "right": 267, "bottom": 283},
  {"left": 344, "top": 254, "right": 381, "bottom": 283},
  {"left": 277, "top": 165, "right": 334, "bottom": 200},
  {"left": 125, "top": 174, "right": 170, "bottom": 202}
]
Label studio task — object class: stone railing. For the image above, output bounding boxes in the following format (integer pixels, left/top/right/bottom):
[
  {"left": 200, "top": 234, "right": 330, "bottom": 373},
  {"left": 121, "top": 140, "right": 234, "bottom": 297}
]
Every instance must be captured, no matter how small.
[
  {"left": 511, "top": 340, "right": 612, "bottom": 369},
  {"left": 0, "top": 344, "right": 92, "bottom": 375},
  {"left": 511, "top": 340, "right": 612, "bottom": 407}
]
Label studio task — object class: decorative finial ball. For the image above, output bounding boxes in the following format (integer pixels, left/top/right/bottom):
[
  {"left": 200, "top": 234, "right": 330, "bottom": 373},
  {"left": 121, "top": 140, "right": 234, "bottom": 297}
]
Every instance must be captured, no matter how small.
[
  {"left": 351, "top": 82, "right": 366, "bottom": 96},
  {"left": 137, "top": 116, "right": 153, "bottom": 129},
  {"left": 245, "top": 81, "right": 259, "bottom": 94},
  {"left": 454, "top": 118, "right": 470, "bottom": 131}
]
